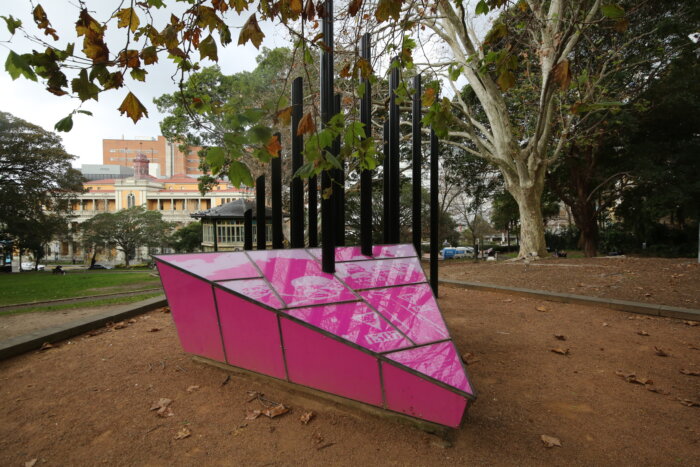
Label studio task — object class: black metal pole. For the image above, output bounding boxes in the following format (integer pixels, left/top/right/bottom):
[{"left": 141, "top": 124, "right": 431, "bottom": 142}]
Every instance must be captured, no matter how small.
[
  {"left": 308, "top": 175, "right": 318, "bottom": 247},
  {"left": 290, "top": 77, "right": 305, "bottom": 248},
  {"left": 430, "top": 128, "right": 439, "bottom": 296},
  {"left": 382, "top": 120, "right": 390, "bottom": 244},
  {"left": 412, "top": 74, "right": 422, "bottom": 257},
  {"left": 389, "top": 57, "right": 400, "bottom": 244},
  {"left": 256, "top": 175, "right": 266, "bottom": 250},
  {"left": 320, "top": 0, "right": 335, "bottom": 273},
  {"left": 213, "top": 219, "right": 219, "bottom": 252},
  {"left": 244, "top": 209, "right": 253, "bottom": 251},
  {"left": 360, "top": 33, "right": 373, "bottom": 257},
  {"left": 271, "top": 132, "right": 283, "bottom": 249},
  {"left": 332, "top": 93, "right": 345, "bottom": 247}
]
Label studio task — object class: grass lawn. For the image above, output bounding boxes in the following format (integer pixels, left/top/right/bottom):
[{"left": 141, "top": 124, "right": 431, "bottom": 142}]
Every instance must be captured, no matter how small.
[
  {"left": 0, "top": 292, "right": 163, "bottom": 316},
  {"left": 0, "top": 271, "right": 161, "bottom": 306}
]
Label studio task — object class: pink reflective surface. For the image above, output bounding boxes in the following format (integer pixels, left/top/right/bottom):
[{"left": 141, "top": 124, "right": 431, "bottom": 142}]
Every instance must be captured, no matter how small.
[
  {"left": 307, "top": 244, "right": 417, "bottom": 263},
  {"left": 287, "top": 302, "right": 412, "bottom": 353},
  {"left": 334, "top": 257, "right": 426, "bottom": 290},
  {"left": 382, "top": 362, "right": 467, "bottom": 428},
  {"left": 281, "top": 318, "right": 383, "bottom": 406},
  {"left": 247, "top": 249, "right": 356, "bottom": 307},
  {"left": 384, "top": 341, "right": 473, "bottom": 395},
  {"left": 157, "top": 264, "right": 225, "bottom": 362},
  {"left": 360, "top": 284, "right": 449, "bottom": 344},
  {"left": 215, "top": 289, "right": 287, "bottom": 379},
  {"left": 218, "top": 279, "right": 283, "bottom": 309},
  {"left": 157, "top": 252, "right": 259, "bottom": 281}
]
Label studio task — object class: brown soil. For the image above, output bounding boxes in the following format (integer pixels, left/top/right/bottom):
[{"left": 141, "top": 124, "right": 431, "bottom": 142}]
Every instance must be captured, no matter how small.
[
  {"left": 441, "top": 256, "right": 700, "bottom": 309},
  {"left": 1, "top": 287, "right": 698, "bottom": 466}
]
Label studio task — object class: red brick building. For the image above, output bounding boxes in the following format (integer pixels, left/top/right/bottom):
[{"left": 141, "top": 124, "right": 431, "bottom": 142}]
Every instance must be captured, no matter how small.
[{"left": 102, "top": 136, "right": 203, "bottom": 178}]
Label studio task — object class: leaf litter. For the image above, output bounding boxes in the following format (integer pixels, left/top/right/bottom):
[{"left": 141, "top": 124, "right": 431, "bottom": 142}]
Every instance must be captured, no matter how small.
[{"left": 541, "top": 434, "right": 562, "bottom": 448}]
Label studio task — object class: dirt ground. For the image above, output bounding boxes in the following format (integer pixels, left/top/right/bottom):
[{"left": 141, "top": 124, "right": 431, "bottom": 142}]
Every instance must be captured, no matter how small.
[
  {"left": 1, "top": 286, "right": 698, "bottom": 466},
  {"left": 441, "top": 256, "right": 700, "bottom": 309}
]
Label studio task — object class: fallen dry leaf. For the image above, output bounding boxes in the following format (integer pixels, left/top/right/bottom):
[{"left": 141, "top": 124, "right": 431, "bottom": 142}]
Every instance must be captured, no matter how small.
[
  {"left": 554, "top": 334, "right": 567, "bottom": 341},
  {"left": 680, "top": 369, "right": 700, "bottom": 377},
  {"left": 39, "top": 342, "right": 54, "bottom": 351},
  {"left": 677, "top": 398, "right": 700, "bottom": 407},
  {"left": 637, "top": 330, "right": 649, "bottom": 336},
  {"left": 602, "top": 322, "right": 610, "bottom": 327},
  {"left": 262, "top": 404, "right": 289, "bottom": 418},
  {"left": 300, "top": 411, "right": 315, "bottom": 424},
  {"left": 615, "top": 371, "right": 653, "bottom": 385},
  {"left": 246, "top": 391, "right": 262, "bottom": 402},
  {"left": 186, "top": 385, "right": 200, "bottom": 393},
  {"left": 683, "top": 320, "right": 698, "bottom": 327},
  {"left": 174, "top": 427, "right": 191, "bottom": 440},
  {"left": 112, "top": 321, "right": 128, "bottom": 330},
  {"left": 128, "top": 319, "right": 137, "bottom": 324},
  {"left": 232, "top": 425, "right": 247, "bottom": 436},
  {"left": 461, "top": 352, "right": 480, "bottom": 365},
  {"left": 25, "top": 459, "right": 38, "bottom": 467},
  {"left": 536, "top": 305, "right": 548, "bottom": 312},
  {"left": 541, "top": 434, "right": 562, "bottom": 448},
  {"left": 551, "top": 348, "right": 570, "bottom": 356},
  {"left": 245, "top": 410, "right": 262, "bottom": 420},
  {"left": 150, "top": 398, "right": 174, "bottom": 417},
  {"left": 646, "top": 386, "right": 670, "bottom": 395},
  {"left": 148, "top": 327, "right": 160, "bottom": 332},
  {"left": 654, "top": 347, "right": 669, "bottom": 357}
]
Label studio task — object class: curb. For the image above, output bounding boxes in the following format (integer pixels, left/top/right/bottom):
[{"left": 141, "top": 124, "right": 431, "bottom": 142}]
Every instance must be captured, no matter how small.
[
  {"left": 0, "top": 295, "right": 167, "bottom": 361},
  {"left": 439, "top": 279, "right": 700, "bottom": 321},
  {"left": 0, "top": 287, "right": 163, "bottom": 312}
]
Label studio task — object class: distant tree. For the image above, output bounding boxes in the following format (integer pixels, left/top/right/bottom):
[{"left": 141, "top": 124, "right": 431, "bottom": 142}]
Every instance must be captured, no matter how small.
[
  {"left": 169, "top": 221, "right": 203, "bottom": 253},
  {"left": 80, "top": 207, "right": 172, "bottom": 266},
  {"left": 0, "top": 111, "right": 84, "bottom": 269}
]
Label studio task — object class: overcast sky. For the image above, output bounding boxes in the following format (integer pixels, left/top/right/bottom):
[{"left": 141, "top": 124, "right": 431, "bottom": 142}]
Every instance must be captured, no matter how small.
[{"left": 0, "top": 2, "right": 285, "bottom": 166}]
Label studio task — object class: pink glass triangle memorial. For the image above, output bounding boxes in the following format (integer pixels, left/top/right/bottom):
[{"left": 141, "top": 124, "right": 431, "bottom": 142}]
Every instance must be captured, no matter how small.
[{"left": 155, "top": 244, "right": 475, "bottom": 428}]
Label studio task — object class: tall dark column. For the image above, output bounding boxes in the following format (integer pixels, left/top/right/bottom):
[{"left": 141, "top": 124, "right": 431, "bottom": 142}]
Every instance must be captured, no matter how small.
[
  {"left": 290, "top": 77, "right": 305, "bottom": 248},
  {"left": 382, "top": 120, "right": 390, "bottom": 244},
  {"left": 320, "top": 0, "right": 335, "bottom": 273},
  {"left": 256, "top": 175, "right": 266, "bottom": 250},
  {"left": 430, "top": 129, "right": 439, "bottom": 296},
  {"left": 308, "top": 176, "right": 318, "bottom": 247},
  {"left": 244, "top": 209, "right": 253, "bottom": 251},
  {"left": 271, "top": 132, "right": 283, "bottom": 249},
  {"left": 359, "top": 33, "right": 373, "bottom": 257},
  {"left": 213, "top": 219, "right": 219, "bottom": 252},
  {"left": 412, "top": 74, "right": 422, "bottom": 257},
  {"left": 388, "top": 57, "right": 400, "bottom": 244}
]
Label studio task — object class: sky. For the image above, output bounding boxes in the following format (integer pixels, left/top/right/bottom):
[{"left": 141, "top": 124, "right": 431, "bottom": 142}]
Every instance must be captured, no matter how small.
[{"left": 0, "top": 2, "right": 286, "bottom": 167}]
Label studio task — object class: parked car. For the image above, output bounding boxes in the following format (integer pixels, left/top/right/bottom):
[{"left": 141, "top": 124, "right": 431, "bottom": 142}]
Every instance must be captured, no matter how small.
[
  {"left": 454, "top": 246, "right": 474, "bottom": 258},
  {"left": 21, "top": 262, "right": 45, "bottom": 271},
  {"left": 89, "top": 263, "right": 113, "bottom": 270}
]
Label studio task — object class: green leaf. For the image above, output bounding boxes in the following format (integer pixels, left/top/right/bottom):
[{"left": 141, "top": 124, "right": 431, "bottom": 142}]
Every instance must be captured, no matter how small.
[
  {"left": 375, "top": 0, "right": 401, "bottom": 22},
  {"left": 304, "top": 47, "right": 314, "bottom": 65},
  {"left": 54, "top": 115, "right": 73, "bottom": 132},
  {"left": 130, "top": 68, "right": 147, "bottom": 81},
  {"left": 325, "top": 152, "right": 342, "bottom": 170},
  {"left": 76, "top": 110, "right": 93, "bottom": 116},
  {"left": 228, "top": 161, "right": 253, "bottom": 187},
  {"left": 117, "top": 91, "right": 149, "bottom": 123},
  {"left": 206, "top": 146, "right": 225, "bottom": 171},
  {"left": 147, "top": 0, "right": 166, "bottom": 8},
  {"left": 248, "top": 125, "right": 272, "bottom": 144},
  {"left": 601, "top": 4, "right": 624, "bottom": 19},
  {"left": 475, "top": 1, "right": 489, "bottom": 15},
  {"left": 1, "top": 15, "right": 22, "bottom": 34},
  {"left": 5, "top": 51, "right": 37, "bottom": 81},
  {"left": 199, "top": 35, "right": 218, "bottom": 61},
  {"left": 71, "top": 68, "right": 100, "bottom": 101}
]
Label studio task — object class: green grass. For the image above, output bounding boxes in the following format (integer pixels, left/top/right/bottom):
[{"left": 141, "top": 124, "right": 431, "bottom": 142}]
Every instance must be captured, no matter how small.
[
  {"left": 0, "top": 271, "right": 161, "bottom": 306},
  {"left": 0, "top": 292, "right": 163, "bottom": 316}
]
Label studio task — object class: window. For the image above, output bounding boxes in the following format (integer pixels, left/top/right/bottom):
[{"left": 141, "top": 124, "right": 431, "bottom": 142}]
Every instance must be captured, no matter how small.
[{"left": 127, "top": 193, "right": 135, "bottom": 208}]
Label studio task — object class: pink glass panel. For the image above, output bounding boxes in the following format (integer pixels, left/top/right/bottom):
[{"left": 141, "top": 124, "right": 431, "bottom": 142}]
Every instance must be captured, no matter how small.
[
  {"left": 334, "top": 257, "right": 426, "bottom": 290},
  {"left": 157, "top": 264, "right": 225, "bottom": 362},
  {"left": 281, "top": 318, "right": 383, "bottom": 406},
  {"left": 360, "top": 284, "right": 449, "bottom": 344},
  {"left": 287, "top": 302, "right": 413, "bottom": 353},
  {"left": 218, "top": 279, "right": 283, "bottom": 309},
  {"left": 247, "top": 249, "right": 356, "bottom": 307},
  {"left": 157, "top": 252, "right": 259, "bottom": 281},
  {"left": 384, "top": 341, "right": 473, "bottom": 395},
  {"left": 382, "top": 362, "right": 467, "bottom": 428},
  {"left": 214, "top": 289, "right": 286, "bottom": 379},
  {"left": 307, "top": 244, "right": 417, "bottom": 263}
]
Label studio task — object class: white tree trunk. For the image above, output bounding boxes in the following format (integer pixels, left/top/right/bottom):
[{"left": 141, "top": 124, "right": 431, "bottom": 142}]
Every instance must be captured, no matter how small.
[{"left": 510, "top": 183, "right": 548, "bottom": 258}]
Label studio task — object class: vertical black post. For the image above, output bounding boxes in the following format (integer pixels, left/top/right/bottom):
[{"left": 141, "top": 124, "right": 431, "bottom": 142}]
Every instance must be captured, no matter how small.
[
  {"left": 320, "top": 0, "right": 335, "bottom": 273},
  {"left": 360, "top": 33, "right": 373, "bottom": 257},
  {"left": 389, "top": 57, "right": 401, "bottom": 244},
  {"left": 290, "top": 77, "right": 305, "bottom": 248},
  {"left": 271, "top": 132, "right": 283, "bottom": 249},
  {"left": 308, "top": 176, "right": 318, "bottom": 247},
  {"left": 244, "top": 209, "right": 253, "bottom": 251},
  {"left": 213, "top": 219, "right": 219, "bottom": 252},
  {"left": 332, "top": 93, "right": 345, "bottom": 247},
  {"left": 412, "top": 74, "right": 422, "bottom": 256},
  {"left": 430, "top": 129, "right": 439, "bottom": 296},
  {"left": 256, "top": 175, "right": 266, "bottom": 250},
  {"left": 382, "top": 120, "right": 390, "bottom": 244}
]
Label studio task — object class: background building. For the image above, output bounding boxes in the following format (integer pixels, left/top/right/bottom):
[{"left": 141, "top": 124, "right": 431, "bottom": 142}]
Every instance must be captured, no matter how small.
[{"left": 102, "top": 136, "right": 203, "bottom": 178}]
